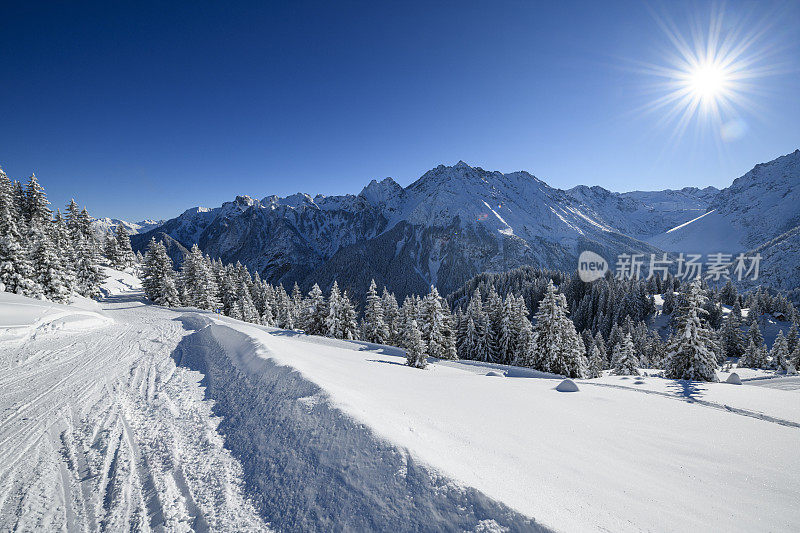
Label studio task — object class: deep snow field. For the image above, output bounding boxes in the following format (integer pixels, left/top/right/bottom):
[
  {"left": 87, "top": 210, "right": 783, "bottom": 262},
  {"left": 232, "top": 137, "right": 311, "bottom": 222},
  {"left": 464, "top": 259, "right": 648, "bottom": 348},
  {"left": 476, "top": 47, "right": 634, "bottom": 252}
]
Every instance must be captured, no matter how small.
[{"left": 1, "top": 269, "right": 799, "bottom": 532}]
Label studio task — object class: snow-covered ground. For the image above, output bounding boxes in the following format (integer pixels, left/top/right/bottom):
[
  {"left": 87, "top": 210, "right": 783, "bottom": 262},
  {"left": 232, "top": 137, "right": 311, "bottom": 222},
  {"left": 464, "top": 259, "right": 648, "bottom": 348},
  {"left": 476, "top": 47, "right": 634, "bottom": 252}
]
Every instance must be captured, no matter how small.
[{"left": 1, "top": 271, "right": 799, "bottom": 531}]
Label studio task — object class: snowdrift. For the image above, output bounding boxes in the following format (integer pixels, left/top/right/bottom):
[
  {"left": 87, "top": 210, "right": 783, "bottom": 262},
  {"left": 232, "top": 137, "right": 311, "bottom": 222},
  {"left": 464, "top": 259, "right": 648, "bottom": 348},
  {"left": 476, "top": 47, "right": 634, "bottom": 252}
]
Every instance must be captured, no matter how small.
[{"left": 0, "top": 291, "right": 111, "bottom": 344}]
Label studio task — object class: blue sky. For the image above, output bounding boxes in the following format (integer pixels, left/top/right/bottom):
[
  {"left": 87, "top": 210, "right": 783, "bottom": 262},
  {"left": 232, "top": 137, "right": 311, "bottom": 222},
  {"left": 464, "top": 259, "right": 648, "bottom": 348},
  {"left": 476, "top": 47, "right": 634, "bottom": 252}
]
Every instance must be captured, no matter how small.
[{"left": 1, "top": 0, "right": 798, "bottom": 221}]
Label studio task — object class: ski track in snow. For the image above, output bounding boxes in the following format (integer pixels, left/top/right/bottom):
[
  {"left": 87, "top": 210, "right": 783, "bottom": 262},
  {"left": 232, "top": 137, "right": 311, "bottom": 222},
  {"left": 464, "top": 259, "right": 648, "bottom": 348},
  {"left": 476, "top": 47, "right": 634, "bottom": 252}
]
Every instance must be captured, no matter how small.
[{"left": 0, "top": 295, "right": 266, "bottom": 532}]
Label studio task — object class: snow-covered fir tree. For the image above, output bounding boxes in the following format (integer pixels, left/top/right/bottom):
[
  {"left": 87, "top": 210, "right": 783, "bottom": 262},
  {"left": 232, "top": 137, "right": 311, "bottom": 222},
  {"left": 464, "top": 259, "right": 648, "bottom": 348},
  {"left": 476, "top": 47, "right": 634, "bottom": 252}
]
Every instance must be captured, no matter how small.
[
  {"left": 141, "top": 238, "right": 180, "bottom": 306},
  {"left": 787, "top": 322, "right": 799, "bottom": 354},
  {"left": 114, "top": 225, "right": 135, "bottom": 269},
  {"left": 363, "top": 279, "right": 388, "bottom": 343},
  {"left": 664, "top": 281, "right": 718, "bottom": 382},
  {"left": 745, "top": 320, "right": 764, "bottom": 351},
  {"left": 611, "top": 333, "right": 640, "bottom": 376},
  {"left": 179, "top": 244, "right": 220, "bottom": 310},
  {"left": 587, "top": 343, "right": 605, "bottom": 378},
  {"left": 74, "top": 236, "right": 106, "bottom": 300},
  {"left": 740, "top": 339, "right": 768, "bottom": 369},
  {"left": 325, "top": 281, "right": 358, "bottom": 339},
  {"left": 769, "top": 331, "right": 790, "bottom": 372},
  {"left": 381, "top": 288, "right": 401, "bottom": 346},
  {"left": 405, "top": 319, "right": 428, "bottom": 369},
  {"left": 720, "top": 309, "right": 745, "bottom": 359},
  {"left": 304, "top": 283, "right": 327, "bottom": 335},
  {"left": 31, "top": 235, "right": 71, "bottom": 303},
  {"left": 529, "top": 280, "right": 587, "bottom": 378},
  {"left": 237, "top": 278, "right": 260, "bottom": 323}
]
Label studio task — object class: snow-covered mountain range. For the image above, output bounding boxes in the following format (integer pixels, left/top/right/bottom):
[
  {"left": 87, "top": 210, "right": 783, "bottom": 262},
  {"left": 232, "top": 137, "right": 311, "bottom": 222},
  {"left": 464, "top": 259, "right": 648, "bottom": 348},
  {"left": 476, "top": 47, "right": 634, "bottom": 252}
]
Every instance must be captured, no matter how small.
[
  {"left": 91, "top": 217, "right": 164, "bottom": 239},
  {"left": 131, "top": 150, "right": 800, "bottom": 298}
]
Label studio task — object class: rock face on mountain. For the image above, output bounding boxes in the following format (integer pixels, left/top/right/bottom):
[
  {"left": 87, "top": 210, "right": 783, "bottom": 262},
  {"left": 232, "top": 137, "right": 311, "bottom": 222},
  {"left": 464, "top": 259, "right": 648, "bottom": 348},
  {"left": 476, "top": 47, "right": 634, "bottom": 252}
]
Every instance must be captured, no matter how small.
[{"left": 131, "top": 151, "right": 799, "bottom": 299}]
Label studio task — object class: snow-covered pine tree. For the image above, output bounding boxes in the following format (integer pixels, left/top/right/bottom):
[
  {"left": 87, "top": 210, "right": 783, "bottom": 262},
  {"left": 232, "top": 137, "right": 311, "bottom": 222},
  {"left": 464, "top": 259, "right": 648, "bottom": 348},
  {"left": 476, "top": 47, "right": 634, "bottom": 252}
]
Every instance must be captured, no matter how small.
[
  {"left": 529, "top": 280, "right": 587, "bottom": 378},
  {"left": 31, "top": 234, "right": 71, "bottom": 303},
  {"left": 65, "top": 199, "right": 83, "bottom": 241},
  {"left": 290, "top": 282, "right": 305, "bottom": 329},
  {"left": 326, "top": 281, "right": 342, "bottom": 338},
  {"left": 51, "top": 210, "right": 76, "bottom": 294},
  {"left": 740, "top": 339, "right": 768, "bottom": 369},
  {"left": 587, "top": 343, "right": 605, "bottom": 378},
  {"left": 791, "top": 342, "right": 800, "bottom": 372},
  {"left": 664, "top": 281, "right": 719, "bottom": 382},
  {"left": 25, "top": 174, "right": 51, "bottom": 227},
  {"left": 303, "top": 283, "right": 327, "bottom": 335},
  {"left": 496, "top": 296, "right": 513, "bottom": 364},
  {"left": 218, "top": 264, "right": 240, "bottom": 318},
  {"left": 594, "top": 333, "right": 609, "bottom": 369},
  {"left": 439, "top": 294, "right": 458, "bottom": 360},
  {"left": 481, "top": 287, "right": 501, "bottom": 363},
  {"left": 74, "top": 236, "right": 106, "bottom": 300},
  {"left": 720, "top": 309, "right": 744, "bottom": 359},
  {"left": 256, "top": 281, "right": 276, "bottom": 326},
  {"left": 786, "top": 322, "right": 798, "bottom": 354},
  {"left": 339, "top": 289, "right": 359, "bottom": 340},
  {"left": 363, "top": 279, "right": 388, "bottom": 343},
  {"left": 141, "top": 238, "right": 180, "bottom": 306},
  {"left": 611, "top": 333, "right": 640, "bottom": 376},
  {"left": 405, "top": 319, "right": 428, "bottom": 369},
  {"left": 419, "top": 286, "right": 447, "bottom": 358},
  {"left": 745, "top": 320, "right": 764, "bottom": 350},
  {"left": 114, "top": 225, "right": 135, "bottom": 269},
  {"left": 103, "top": 234, "right": 119, "bottom": 266},
  {"left": 662, "top": 289, "right": 675, "bottom": 315},
  {"left": 770, "top": 331, "right": 790, "bottom": 372},
  {"left": 179, "top": 244, "right": 220, "bottom": 310},
  {"left": 0, "top": 170, "right": 35, "bottom": 294},
  {"left": 237, "top": 279, "right": 260, "bottom": 323},
  {"left": 381, "top": 287, "right": 400, "bottom": 346}
]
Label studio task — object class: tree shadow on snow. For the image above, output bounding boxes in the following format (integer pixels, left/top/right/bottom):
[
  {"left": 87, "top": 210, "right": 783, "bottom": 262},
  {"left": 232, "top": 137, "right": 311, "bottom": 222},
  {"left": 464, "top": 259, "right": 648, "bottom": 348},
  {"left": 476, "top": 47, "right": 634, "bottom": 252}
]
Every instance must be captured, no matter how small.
[
  {"left": 666, "top": 380, "right": 708, "bottom": 401},
  {"left": 366, "top": 359, "right": 407, "bottom": 367}
]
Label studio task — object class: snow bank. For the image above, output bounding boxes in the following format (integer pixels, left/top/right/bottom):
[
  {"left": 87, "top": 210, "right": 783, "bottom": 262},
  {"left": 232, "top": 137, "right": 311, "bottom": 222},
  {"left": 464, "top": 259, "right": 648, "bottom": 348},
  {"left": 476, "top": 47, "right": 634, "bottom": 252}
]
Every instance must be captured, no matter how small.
[
  {"left": 171, "top": 314, "right": 539, "bottom": 532},
  {"left": 0, "top": 292, "right": 111, "bottom": 344},
  {"left": 194, "top": 318, "right": 800, "bottom": 533}
]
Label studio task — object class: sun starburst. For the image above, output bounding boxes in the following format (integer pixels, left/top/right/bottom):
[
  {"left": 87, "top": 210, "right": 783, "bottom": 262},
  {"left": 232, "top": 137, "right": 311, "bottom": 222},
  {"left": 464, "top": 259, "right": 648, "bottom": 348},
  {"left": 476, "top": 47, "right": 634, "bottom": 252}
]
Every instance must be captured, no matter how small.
[{"left": 634, "top": 3, "right": 781, "bottom": 144}]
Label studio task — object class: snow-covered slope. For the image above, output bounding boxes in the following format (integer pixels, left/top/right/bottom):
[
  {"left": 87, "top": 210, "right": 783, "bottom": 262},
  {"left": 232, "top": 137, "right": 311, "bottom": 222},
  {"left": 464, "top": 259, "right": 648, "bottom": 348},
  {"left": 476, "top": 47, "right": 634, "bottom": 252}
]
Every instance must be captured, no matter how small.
[
  {"left": 648, "top": 150, "right": 800, "bottom": 254},
  {"left": 3, "top": 272, "right": 799, "bottom": 531},
  {"left": 174, "top": 312, "right": 800, "bottom": 532}
]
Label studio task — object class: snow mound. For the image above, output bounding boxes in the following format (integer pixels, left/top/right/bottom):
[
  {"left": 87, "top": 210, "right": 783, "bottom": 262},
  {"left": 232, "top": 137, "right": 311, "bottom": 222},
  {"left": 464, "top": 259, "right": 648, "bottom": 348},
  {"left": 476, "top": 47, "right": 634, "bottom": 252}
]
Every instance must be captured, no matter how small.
[
  {"left": 486, "top": 371, "right": 505, "bottom": 377},
  {"left": 555, "top": 378, "right": 580, "bottom": 392},
  {"left": 726, "top": 373, "right": 743, "bottom": 385},
  {"left": 0, "top": 291, "right": 111, "bottom": 344}
]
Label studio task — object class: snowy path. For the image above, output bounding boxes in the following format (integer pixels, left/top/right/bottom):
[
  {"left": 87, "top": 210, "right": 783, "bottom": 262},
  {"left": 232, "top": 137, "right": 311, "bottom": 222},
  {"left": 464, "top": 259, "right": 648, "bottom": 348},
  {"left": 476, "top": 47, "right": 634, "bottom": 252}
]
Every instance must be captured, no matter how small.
[
  {"left": 0, "top": 295, "right": 265, "bottom": 532},
  {"left": 745, "top": 375, "right": 800, "bottom": 390},
  {"left": 3, "top": 283, "right": 800, "bottom": 532}
]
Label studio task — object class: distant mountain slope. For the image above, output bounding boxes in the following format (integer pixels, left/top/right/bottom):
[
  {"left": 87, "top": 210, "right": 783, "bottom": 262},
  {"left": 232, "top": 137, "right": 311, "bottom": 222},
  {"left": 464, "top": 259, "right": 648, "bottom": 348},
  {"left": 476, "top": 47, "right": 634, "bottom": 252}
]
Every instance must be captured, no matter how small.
[
  {"left": 131, "top": 151, "right": 799, "bottom": 298},
  {"left": 647, "top": 149, "right": 800, "bottom": 254},
  {"left": 91, "top": 217, "right": 164, "bottom": 239}
]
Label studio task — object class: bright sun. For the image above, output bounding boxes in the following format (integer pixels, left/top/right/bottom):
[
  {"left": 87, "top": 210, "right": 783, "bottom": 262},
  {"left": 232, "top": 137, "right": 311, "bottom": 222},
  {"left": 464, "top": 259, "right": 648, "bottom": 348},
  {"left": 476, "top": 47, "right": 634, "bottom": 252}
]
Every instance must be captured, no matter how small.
[
  {"left": 637, "top": 4, "right": 775, "bottom": 141},
  {"left": 688, "top": 62, "right": 728, "bottom": 102}
]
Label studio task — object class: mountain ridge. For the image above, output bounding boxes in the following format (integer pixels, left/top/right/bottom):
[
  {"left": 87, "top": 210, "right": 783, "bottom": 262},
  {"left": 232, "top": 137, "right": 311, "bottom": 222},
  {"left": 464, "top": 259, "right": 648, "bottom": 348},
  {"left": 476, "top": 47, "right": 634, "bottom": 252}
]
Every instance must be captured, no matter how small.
[{"left": 131, "top": 151, "right": 799, "bottom": 299}]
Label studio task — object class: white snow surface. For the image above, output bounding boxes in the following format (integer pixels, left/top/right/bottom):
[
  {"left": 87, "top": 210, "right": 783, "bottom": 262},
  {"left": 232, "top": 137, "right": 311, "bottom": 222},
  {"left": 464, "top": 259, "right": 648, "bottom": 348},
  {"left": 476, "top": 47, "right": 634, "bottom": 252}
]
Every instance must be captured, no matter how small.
[{"left": 2, "top": 271, "right": 799, "bottom": 531}]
